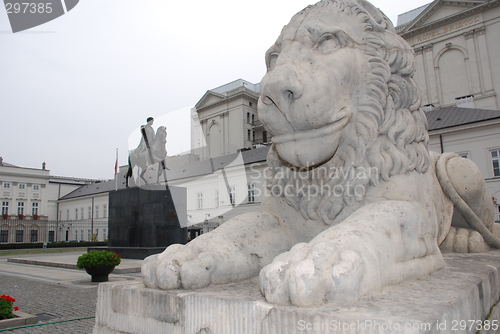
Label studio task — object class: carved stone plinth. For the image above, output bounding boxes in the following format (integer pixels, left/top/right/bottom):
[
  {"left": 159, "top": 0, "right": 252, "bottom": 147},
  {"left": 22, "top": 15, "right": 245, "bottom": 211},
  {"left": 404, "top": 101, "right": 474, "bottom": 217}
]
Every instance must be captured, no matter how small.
[{"left": 93, "top": 252, "right": 500, "bottom": 334}]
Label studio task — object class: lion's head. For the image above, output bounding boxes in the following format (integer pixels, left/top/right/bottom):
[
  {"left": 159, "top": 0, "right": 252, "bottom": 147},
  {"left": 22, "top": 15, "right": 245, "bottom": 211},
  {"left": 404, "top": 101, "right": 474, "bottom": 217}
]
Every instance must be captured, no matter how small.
[{"left": 257, "top": 0, "right": 430, "bottom": 224}]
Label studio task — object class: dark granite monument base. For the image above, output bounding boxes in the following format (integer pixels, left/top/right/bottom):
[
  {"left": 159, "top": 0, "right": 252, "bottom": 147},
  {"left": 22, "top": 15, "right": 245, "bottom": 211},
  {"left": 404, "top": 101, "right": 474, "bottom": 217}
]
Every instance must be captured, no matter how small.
[
  {"left": 97, "top": 184, "right": 187, "bottom": 259},
  {"left": 87, "top": 246, "right": 167, "bottom": 260}
]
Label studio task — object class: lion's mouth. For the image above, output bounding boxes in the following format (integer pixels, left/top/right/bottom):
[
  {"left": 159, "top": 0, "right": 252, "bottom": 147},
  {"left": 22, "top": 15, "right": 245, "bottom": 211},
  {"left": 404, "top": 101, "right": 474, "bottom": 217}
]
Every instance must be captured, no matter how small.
[{"left": 272, "top": 110, "right": 350, "bottom": 144}]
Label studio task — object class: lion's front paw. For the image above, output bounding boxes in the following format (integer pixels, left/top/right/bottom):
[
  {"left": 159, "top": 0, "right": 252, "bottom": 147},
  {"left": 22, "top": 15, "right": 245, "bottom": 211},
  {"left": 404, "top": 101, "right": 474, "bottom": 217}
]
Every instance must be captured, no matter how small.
[
  {"left": 143, "top": 244, "right": 195, "bottom": 289},
  {"left": 259, "top": 242, "right": 365, "bottom": 307},
  {"left": 142, "top": 241, "right": 261, "bottom": 290}
]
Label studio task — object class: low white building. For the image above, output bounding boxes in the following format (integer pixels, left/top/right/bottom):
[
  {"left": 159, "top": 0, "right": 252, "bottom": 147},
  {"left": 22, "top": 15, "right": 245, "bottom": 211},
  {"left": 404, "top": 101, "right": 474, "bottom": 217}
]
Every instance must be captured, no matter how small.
[{"left": 0, "top": 159, "right": 98, "bottom": 243}]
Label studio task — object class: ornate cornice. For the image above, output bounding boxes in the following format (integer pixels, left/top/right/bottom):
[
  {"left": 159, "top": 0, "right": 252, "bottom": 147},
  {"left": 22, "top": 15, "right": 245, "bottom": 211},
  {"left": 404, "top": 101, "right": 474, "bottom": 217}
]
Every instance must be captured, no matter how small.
[{"left": 399, "top": 0, "right": 499, "bottom": 39}]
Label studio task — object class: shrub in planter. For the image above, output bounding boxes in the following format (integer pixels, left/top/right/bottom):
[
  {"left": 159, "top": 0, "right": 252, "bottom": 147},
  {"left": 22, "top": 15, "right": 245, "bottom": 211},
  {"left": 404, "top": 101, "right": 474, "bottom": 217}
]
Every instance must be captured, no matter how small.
[
  {"left": 77, "top": 250, "right": 121, "bottom": 282},
  {"left": 77, "top": 250, "right": 121, "bottom": 269},
  {"left": 0, "top": 295, "right": 19, "bottom": 320}
]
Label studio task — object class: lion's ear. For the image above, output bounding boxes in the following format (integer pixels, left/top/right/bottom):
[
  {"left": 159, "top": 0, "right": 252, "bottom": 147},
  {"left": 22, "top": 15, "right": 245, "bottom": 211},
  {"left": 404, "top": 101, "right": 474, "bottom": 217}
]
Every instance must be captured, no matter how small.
[{"left": 355, "top": 0, "right": 395, "bottom": 33}]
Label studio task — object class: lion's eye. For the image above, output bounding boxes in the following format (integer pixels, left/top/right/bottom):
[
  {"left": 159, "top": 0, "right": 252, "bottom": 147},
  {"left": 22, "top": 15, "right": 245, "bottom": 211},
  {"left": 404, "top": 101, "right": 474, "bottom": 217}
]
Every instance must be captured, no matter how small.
[
  {"left": 267, "top": 52, "right": 279, "bottom": 70},
  {"left": 315, "top": 34, "right": 341, "bottom": 54}
]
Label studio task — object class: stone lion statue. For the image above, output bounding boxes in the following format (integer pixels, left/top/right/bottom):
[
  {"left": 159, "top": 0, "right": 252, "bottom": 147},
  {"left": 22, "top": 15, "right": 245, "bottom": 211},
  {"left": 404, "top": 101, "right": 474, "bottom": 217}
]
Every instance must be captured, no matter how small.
[{"left": 142, "top": 0, "right": 499, "bottom": 307}]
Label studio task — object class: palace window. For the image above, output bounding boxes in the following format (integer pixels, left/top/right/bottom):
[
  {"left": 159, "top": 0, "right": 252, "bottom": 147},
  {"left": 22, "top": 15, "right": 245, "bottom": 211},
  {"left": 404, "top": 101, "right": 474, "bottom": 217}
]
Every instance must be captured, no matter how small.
[
  {"left": 492, "top": 149, "right": 500, "bottom": 177},
  {"left": 17, "top": 202, "right": 24, "bottom": 215},
  {"left": 0, "top": 230, "right": 7, "bottom": 243},
  {"left": 215, "top": 190, "right": 219, "bottom": 207},
  {"left": 18, "top": 184, "right": 25, "bottom": 189},
  {"left": 103, "top": 205, "right": 107, "bottom": 218},
  {"left": 33, "top": 185, "right": 39, "bottom": 190},
  {"left": 30, "top": 230, "right": 38, "bottom": 242},
  {"left": 15, "top": 230, "right": 23, "bottom": 243},
  {"left": 248, "top": 183, "right": 255, "bottom": 203},
  {"left": 2, "top": 202, "right": 8, "bottom": 215},
  {"left": 197, "top": 193, "right": 203, "bottom": 209},
  {"left": 229, "top": 186, "right": 236, "bottom": 205},
  {"left": 95, "top": 206, "right": 100, "bottom": 219},
  {"left": 32, "top": 202, "right": 38, "bottom": 215},
  {"left": 3, "top": 183, "right": 10, "bottom": 189},
  {"left": 75, "top": 208, "right": 78, "bottom": 220}
]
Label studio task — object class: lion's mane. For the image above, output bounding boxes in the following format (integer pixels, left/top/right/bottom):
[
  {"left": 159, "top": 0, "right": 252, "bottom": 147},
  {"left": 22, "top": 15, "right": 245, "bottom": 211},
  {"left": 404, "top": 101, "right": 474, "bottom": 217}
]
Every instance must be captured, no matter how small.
[{"left": 266, "top": 0, "right": 430, "bottom": 225}]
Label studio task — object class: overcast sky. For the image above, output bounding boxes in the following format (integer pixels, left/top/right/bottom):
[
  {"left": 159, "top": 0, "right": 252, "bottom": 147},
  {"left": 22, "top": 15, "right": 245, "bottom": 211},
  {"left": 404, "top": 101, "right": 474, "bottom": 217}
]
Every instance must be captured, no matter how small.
[{"left": 0, "top": 0, "right": 431, "bottom": 180}]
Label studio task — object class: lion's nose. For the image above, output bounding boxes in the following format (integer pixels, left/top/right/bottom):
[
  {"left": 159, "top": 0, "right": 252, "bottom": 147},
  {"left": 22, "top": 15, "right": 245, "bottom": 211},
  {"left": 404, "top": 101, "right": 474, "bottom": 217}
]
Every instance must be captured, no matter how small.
[{"left": 261, "top": 65, "right": 303, "bottom": 107}]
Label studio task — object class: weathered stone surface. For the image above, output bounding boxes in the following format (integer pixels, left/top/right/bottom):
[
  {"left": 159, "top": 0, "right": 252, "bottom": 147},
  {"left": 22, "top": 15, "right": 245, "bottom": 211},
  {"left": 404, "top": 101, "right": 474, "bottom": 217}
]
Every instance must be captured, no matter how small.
[{"left": 95, "top": 252, "right": 500, "bottom": 334}]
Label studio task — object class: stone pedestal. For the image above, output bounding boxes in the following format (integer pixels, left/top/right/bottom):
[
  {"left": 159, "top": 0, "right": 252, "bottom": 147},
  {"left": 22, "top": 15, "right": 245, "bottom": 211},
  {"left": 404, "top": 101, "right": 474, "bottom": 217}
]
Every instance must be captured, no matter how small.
[
  {"left": 93, "top": 252, "right": 500, "bottom": 334},
  {"left": 93, "top": 185, "right": 187, "bottom": 259}
]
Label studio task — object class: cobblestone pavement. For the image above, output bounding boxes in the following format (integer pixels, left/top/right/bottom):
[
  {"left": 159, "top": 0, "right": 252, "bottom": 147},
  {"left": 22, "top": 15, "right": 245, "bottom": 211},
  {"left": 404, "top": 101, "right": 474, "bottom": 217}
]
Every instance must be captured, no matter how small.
[{"left": 2, "top": 275, "right": 97, "bottom": 334}]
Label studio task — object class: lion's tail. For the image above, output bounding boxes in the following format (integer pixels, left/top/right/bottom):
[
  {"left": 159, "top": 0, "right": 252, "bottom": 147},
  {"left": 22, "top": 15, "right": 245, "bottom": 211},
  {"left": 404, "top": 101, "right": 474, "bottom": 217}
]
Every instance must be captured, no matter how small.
[{"left": 436, "top": 152, "right": 500, "bottom": 248}]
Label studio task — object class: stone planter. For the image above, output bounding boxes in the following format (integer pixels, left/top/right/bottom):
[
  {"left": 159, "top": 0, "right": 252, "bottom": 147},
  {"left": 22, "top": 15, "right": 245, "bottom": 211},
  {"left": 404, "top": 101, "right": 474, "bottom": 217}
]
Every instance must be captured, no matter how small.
[
  {"left": 0, "top": 311, "right": 37, "bottom": 330},
  {"left": 85, "top": 266, "right": 115, "bottom": 282}
]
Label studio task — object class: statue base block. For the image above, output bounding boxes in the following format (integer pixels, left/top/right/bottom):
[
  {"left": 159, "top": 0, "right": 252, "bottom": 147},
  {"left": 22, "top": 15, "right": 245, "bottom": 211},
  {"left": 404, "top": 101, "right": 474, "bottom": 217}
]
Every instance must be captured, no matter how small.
[{"left": 93, "top": 252, "right": 500, "bottom": 334}]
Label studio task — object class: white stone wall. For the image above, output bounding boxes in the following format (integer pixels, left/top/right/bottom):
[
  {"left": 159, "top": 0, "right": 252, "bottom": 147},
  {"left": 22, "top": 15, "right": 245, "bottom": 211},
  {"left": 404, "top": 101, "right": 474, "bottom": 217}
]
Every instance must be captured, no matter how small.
[{"left": 403, "top": 4, "right": 500, "bottom": 110}]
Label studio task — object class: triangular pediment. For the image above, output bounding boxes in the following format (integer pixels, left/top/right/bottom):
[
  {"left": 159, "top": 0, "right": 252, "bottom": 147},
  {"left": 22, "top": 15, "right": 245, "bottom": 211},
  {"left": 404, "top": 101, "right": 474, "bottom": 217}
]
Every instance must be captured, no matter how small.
[
  {"left": 195, "top": 91, "right": 226, "bottom": 110},
  {"left": 400, "top": 0, "right": 488, "bottom": 33}
]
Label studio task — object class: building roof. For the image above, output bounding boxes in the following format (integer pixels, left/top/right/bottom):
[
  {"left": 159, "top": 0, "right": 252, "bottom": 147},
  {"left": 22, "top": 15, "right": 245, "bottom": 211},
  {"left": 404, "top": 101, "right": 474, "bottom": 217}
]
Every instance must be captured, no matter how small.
[
  {"left": 195, "top": 79, "right": 260, "bottom": 110},
  {"left": 210, "top": 79, "right": 260, "bottom": 95},
  {"left": 396, "top": 0, "right": 498, "bottom": 36},
  {"left": 426, "top": 106, "right": 500, "bottom": 131},
  {"left": 0, "top": 161, "right": 18, "bottom": 167},
  {"left": 58, "top": 179, "right": 127, "bottom": 200},
  {"left": 397, "top": 2, "right": 431, "bottom": 26}
]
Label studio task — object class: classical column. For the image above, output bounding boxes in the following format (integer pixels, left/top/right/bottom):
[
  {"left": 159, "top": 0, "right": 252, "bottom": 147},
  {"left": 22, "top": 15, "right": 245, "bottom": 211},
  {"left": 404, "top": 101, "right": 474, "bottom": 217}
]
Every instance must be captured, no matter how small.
[
  {"left": 464, "top": 29, "right": 481, "bottom": 94},
  {"left": 475, "top": 27, "right": 494, "bottom": 93},
  {"left": 424, "top": 44, "right": 439, "bottom": 104},
  {"left": 414, "top": 47, "right": 429, "bottom": 105}
]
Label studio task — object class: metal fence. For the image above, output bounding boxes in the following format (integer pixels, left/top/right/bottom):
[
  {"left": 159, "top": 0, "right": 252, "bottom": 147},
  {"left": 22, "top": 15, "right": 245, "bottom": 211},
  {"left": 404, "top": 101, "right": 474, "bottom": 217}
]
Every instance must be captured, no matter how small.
[{"left": 0, "top": 219, "right": 109, "bottom": 244}]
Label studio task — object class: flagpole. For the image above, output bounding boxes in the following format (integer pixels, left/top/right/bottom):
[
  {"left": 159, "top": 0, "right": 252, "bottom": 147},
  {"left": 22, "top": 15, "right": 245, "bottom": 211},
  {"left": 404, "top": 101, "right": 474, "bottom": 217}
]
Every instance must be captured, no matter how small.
[{"left": 115, "top": 148, "right": 118, "bottom": 191}]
